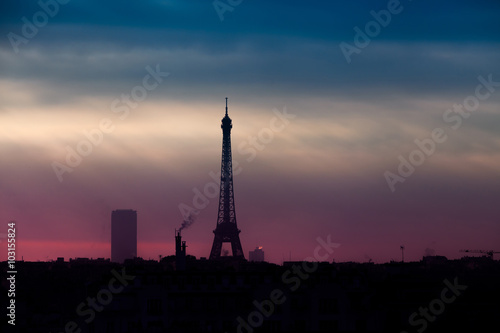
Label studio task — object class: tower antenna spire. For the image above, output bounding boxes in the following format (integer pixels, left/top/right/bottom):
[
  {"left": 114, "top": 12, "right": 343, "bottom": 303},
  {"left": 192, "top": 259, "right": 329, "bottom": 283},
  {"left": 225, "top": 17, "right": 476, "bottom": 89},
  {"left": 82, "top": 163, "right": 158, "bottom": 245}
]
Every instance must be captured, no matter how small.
[{"left": 225, "top": 97, "right": 228, "bottom": 116}]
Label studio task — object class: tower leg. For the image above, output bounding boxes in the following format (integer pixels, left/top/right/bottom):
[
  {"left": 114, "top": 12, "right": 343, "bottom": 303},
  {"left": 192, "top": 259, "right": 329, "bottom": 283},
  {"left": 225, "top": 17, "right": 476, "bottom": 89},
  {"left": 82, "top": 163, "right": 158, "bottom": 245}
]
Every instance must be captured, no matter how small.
[
  {"left": 231, "top": 236, "right": 244, "bottom": 258},
  {"left": 209, "top": 233, "right": 223, "bottom": 260}
]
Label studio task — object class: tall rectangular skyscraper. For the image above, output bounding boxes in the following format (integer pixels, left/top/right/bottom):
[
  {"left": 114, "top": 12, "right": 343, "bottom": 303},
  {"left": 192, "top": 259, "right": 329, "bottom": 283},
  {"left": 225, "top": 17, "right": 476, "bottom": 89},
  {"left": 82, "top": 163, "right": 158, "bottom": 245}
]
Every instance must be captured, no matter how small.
[{"left": 111, "top": 209, "right": 137, "bottom": 263}]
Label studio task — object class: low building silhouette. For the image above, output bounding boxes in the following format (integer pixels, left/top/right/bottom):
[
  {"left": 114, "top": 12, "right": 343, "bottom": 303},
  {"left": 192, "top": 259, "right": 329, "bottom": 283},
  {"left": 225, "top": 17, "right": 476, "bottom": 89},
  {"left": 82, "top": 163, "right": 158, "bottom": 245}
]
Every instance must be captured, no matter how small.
[{"left": 249, "top": 246, "right": 265, "bottom": 262}]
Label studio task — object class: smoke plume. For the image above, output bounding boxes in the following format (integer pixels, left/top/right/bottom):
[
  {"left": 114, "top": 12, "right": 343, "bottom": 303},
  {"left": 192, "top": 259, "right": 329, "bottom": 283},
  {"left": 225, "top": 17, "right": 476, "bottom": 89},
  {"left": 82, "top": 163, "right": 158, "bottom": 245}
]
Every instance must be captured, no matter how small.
[{"left": 179, "top": 213, "right": 196, "bottom": 232}]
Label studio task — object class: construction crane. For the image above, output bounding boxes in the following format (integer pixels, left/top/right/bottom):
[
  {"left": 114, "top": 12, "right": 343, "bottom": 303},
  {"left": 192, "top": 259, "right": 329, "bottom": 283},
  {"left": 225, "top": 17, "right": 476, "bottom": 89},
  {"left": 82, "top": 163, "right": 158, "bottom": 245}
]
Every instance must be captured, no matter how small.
[{"left": 460, "top": 249, "right": 500, "bottom": 259}]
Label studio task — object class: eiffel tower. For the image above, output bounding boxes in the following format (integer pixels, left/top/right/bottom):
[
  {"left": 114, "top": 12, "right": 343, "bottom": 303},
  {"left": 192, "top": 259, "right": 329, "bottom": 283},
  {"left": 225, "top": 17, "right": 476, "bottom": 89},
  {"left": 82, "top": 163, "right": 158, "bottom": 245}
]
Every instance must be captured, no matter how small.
[{"left": 209, "top": 98, "right": 245, "bottom": 260}]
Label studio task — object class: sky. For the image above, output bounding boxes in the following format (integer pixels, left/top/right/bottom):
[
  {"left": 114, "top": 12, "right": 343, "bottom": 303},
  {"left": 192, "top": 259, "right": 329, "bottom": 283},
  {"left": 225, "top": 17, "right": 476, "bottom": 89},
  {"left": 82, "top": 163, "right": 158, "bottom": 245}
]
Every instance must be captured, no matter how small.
[{"left": 1, "top": 0, "right": 499, "bottom": 264}]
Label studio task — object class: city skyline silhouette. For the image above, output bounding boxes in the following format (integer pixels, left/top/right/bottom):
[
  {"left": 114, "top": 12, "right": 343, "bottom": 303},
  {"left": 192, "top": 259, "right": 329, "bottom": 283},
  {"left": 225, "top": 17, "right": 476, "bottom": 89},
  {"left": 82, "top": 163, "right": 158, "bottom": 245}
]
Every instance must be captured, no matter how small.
[{"left": 2, "top": 1, "right": 500, "bottom": 332}]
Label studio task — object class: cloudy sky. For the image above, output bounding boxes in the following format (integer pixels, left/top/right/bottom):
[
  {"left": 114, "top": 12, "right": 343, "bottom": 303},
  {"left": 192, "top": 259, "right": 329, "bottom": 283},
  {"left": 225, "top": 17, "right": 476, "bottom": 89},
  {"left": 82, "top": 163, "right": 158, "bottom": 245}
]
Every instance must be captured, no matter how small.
[{"left": 1, "top": 0, "right": 499, "bottom": 263}]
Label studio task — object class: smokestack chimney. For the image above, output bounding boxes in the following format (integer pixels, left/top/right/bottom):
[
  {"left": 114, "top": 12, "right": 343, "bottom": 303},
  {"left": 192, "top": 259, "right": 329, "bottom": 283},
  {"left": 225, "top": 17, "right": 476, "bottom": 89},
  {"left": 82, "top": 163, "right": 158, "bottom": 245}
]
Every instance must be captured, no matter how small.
[
  {"left": 175, "top": 230, "right": 182, "bottom": 254},
  {"left": 175, "top": 230, "right": 186, "bottom": 271}
]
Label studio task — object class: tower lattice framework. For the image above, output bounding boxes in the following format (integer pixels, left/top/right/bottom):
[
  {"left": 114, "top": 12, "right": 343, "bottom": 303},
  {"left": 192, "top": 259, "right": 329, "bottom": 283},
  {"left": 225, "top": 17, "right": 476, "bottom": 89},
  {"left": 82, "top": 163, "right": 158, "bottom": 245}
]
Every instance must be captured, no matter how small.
[{"left": 209, "top": 98, "right": 244, "bottom": 260}]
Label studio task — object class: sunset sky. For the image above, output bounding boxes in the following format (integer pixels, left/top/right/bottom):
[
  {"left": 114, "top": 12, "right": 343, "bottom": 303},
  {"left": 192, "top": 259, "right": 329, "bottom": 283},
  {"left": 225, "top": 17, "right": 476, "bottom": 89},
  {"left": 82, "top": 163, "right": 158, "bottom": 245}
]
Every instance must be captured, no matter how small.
[{"left": 1, "top": 0, "right": 499, "bottom": 264}]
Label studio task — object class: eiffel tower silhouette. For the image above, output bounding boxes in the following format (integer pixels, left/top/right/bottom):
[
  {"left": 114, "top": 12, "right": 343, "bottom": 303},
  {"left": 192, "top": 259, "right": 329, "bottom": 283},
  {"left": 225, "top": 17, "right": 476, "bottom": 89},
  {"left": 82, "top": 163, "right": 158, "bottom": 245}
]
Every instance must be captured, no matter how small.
[{"left": 209, "top": 98, "right": 244, "bottom": 260}]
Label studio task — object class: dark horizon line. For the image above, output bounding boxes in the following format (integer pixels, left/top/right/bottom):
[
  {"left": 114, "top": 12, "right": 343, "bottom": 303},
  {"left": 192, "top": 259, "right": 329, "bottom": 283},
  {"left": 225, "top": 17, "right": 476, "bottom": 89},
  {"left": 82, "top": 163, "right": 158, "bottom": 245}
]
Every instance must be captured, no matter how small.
[{"left": 2, "top": 254, "right": 496, "bottom": 265}]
